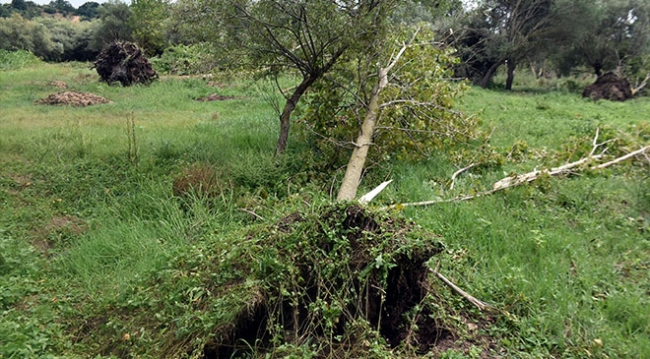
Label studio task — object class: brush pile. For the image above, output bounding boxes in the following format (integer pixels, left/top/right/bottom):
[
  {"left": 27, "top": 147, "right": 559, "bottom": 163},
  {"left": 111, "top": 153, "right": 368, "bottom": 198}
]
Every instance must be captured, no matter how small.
[{"left": 93, "top": 41, "right": 157, "bottom": 86}]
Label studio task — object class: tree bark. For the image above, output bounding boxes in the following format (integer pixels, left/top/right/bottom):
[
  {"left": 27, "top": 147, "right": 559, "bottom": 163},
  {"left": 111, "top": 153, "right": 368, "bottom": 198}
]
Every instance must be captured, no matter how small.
[
  {"left": 336, "top": 70, "right": 386, "bottom": 201},
  {"left": 336, "top": 31, "right": 416, "bottom": 201},
  {"left": 274, "top": 76, "right": 317, "bottom": 155},
  {"left": 505, "top": 59, "right": 516, "bottom": 90},
  {"left": 478, "top": 61, "right": 503, "bottom": 88}
]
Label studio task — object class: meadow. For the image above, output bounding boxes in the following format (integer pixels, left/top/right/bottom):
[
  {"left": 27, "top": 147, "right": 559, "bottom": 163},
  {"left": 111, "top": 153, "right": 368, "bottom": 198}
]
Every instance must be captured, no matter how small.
[{"left": 1, "top": 57, "right": 649, "bottom": 358}]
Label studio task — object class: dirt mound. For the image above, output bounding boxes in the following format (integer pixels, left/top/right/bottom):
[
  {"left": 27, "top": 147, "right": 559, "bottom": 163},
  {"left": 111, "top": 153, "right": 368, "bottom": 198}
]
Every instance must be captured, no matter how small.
[
  {"left": 195, "top": 93, "right": 235, "bottom": 102},
  {"left": 583, "top": 72, "right": 633, "bottom": 101},
  {"left": 35, "top": 91, "right": 111, "bottom": 107},
  {"left": 93, "top": 41, "right": 157, "bottom": 86}
]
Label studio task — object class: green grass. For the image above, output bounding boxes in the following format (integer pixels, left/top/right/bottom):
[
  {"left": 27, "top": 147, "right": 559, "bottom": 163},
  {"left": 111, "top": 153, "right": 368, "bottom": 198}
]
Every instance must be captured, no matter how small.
[{"left": 1, "top": 62, "right": 649, "bottom": 357}]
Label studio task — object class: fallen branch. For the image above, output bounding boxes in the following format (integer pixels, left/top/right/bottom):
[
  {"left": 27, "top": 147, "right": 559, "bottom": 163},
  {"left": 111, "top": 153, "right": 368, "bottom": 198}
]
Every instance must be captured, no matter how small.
[
  {"left": 430, "top": 268, "right": 492, "bottom": 311},
  {"left": 593, "top": 145, "right": 650, "bottom": 169},
  {"left": 450, "top": 163, "right": 476, "bottom": 190},
  {"left": 239, "top": 208, "right": 265, "bottom": 221},
  {"left": 632, "top": 73, "right": 650, "bottom": 95},
  {"left": 386, "top": 134, "right": 649, "bottom": 209}
]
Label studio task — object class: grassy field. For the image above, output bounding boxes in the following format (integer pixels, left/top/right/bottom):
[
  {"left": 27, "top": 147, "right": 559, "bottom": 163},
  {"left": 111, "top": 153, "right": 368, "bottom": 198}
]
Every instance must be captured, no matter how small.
[{"left": 1, "top": 59, "right": 649, "bottom": 358}]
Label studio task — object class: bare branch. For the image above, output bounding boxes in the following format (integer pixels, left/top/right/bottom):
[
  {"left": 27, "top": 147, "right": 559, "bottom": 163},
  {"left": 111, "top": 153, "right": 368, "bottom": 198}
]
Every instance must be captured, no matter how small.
[
  {"left": 450, "top": 163, "right": 476, "bottom": 190},
  {"left": 430, "top": 269, "right": 493, "bottom": 311}
]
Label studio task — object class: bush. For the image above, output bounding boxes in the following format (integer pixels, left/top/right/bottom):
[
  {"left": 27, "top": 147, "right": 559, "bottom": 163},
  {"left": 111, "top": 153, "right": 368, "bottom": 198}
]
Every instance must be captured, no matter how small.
[
  {"left": 151, "top": 43, "right": 217, "bottom": 75},
  {"left": 0, "top": 49, "right": 41, "bottom": 71}
]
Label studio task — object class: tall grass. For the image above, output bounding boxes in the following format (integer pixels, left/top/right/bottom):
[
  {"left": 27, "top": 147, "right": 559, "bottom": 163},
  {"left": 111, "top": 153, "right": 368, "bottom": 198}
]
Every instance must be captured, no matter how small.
[{"left": 1, "top": 62, "right": 648, "bottom": 357}]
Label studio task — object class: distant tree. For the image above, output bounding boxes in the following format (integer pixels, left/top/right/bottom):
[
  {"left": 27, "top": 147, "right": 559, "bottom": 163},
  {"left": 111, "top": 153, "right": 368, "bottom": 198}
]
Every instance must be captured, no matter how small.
[
  {"left": 77, "top": 2, "right": 100, "bottom": 20},
  {"left": 392, "top": 0, "right": 463, "bottom": 25},
  {"left": 35, "top": 17, "right": 99, "bottom": 61},
  {"left": 49, "top": 0, "right": 75, "bottom": 15},
  {"left": 0, "top": 4, "right": 14, "bottom": 18},
  {"left": 11, "top": 0, "right": 27, "bottom": 11},
  {"left": 12, "top": 0, "right": 42, "bottom": 19},
  {"left": 130, "top": 0, "right": 170, "bottom": 56},
  {"left": 91, "top": 0, "right": 132, "bottom": 50},
  {"left": 452, "top": 0, "right": 554, "bottom": 89},
  {"left": 550, "top": 0, "right": 650, "bottom": 77},
  {"left": 0, "top": 14, "right": 59, "bottom": 58}
]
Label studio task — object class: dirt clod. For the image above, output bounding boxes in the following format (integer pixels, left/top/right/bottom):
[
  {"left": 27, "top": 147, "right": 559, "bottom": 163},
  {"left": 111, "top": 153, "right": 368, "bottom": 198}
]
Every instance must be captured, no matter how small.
[{"left": 35, "top": 91, "right": 111, "bottom": 107}]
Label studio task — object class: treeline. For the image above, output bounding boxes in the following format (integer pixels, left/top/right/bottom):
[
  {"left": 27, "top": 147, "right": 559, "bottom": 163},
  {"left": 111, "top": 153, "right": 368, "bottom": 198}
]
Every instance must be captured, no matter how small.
[
  {"left": 0, "top": 0, "right": 188, "bottom": 63},
  {"left": 2, "top": 0, "right": 649, "bottom": 90}
]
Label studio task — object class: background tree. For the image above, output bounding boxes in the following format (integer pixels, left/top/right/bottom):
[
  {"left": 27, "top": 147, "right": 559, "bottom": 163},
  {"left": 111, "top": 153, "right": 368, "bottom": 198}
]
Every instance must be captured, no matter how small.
[
  {"left": 0, "top": 13, "right": 59, "bottom": 58},
  {"left": 197, "top": 0, "right": 398, "bottom": 155},
  {"left": 76, "top": 2, "right": 101, "bottom": 20},
  {"left": 49, "top": 0, "right": 75, "bottom": 16},
  {"left": 450, "top": 0, "right": 554, "bottom": 89},
  {"left": 11, "top": 0, "right": 27, "bottom": 11},
  {"left": 550, "top": 0, "right": 650, "bottom": 78},
  {"left": 91, "top": 0, "right": 132, "bottom": 51},
  {"left": 130, "top": 0, "right": 170, "bottom": 56}
]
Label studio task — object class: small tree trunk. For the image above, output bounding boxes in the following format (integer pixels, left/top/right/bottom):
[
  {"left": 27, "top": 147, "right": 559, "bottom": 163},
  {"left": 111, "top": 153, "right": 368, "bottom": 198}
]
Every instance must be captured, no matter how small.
[
  {"left": 275, "top": 76, "right": 317, "bottom": 155},
  {"left": 478, "top": 61, "right": 503, "bottom": 88},
  {"left": 336, "top": 70, "right": 387, "bottom": 201},
  {"left": 505, "top": 59, "right": 516, "bottom": 90}
]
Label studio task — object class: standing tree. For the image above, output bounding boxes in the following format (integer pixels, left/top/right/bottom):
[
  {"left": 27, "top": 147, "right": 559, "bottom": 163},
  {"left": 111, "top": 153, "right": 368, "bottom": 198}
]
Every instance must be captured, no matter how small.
[
  {"left": 130, "top": 0, "right": 170, "bottom": 56},
  {"left": 550, "top": 0, "right": 650, "bottom": 78},
  {"left": 91, "top": 0, "right": 132, "bottom": 51},
  {"left": 76, "top": 2, "right": 100, "bottom": 20},
  {"left": 196, "top": 0, "right": 398, "bottom": 155},
  {"left": 49, "top": 0, "right": 75, "bottom": 16},
  {"left": 452, "top": 0, "right": 554, "bottom": 89}
]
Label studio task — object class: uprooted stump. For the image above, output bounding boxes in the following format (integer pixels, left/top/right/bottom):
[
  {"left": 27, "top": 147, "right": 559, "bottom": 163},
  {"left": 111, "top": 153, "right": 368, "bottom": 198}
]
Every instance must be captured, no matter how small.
[
  {"left": 93, "top": 41, "right": 157, "bottom": 86},
  {"left": 204, "top": 204, "right": 445, "bottom": 358},
  {"left": 35, "top": 91, "right": 111, "bottom": 107},
  {"left": 583, "top": 72, "right": 633, "bottom": 101}
]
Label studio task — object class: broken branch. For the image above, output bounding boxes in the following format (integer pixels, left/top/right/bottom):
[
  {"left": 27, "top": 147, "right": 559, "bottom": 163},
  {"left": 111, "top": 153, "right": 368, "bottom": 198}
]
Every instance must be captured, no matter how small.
[
  {"left": 450, "top": 163, "right": 476, "bottom": 190},
  {"left": 431, "top": 268, "right": 492, "bottom": 311},
  {"left": 388, "top": 139, "right": 649, "bottom": 209}
]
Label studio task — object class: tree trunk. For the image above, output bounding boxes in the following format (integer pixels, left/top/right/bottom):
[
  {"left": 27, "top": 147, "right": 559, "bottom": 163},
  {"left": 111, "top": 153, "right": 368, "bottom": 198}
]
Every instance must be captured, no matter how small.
[
  {"left": 478, "top": 61, "right": 503, "bottom": 88},
  {"left": 505, "top": 59, "right": 516, "bottom": 90},
  {"left": 275, "top": 76, "right": 317, "bottom": 155},
  {"left": 336, "top": 69, "right": 387, "bottom": 201},
  {"left": 336, "top": 32, "right": 415, "bottom": 201}
]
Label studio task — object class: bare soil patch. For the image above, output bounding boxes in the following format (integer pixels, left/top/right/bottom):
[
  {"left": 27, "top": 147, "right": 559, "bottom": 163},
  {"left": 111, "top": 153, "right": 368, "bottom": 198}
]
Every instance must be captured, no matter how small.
[
  {"left": 35, "top": 91, "right": 111, "bottom": 107},
  {"left": 32, "top": 215, "right": 88, "bottom": 252}
]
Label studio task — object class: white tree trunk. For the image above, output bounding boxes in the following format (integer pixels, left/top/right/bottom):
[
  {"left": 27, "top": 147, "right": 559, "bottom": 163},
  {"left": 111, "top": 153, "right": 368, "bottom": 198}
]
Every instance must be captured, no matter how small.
[{"left": 336, "top": 32, "right": 417, "bottom": 201}]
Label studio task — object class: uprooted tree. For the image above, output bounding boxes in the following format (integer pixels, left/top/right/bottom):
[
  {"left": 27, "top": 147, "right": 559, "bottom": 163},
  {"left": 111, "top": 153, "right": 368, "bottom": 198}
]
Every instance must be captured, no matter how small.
[{"left": 93, "top": 41, "right": 158, "bottom": 86}]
